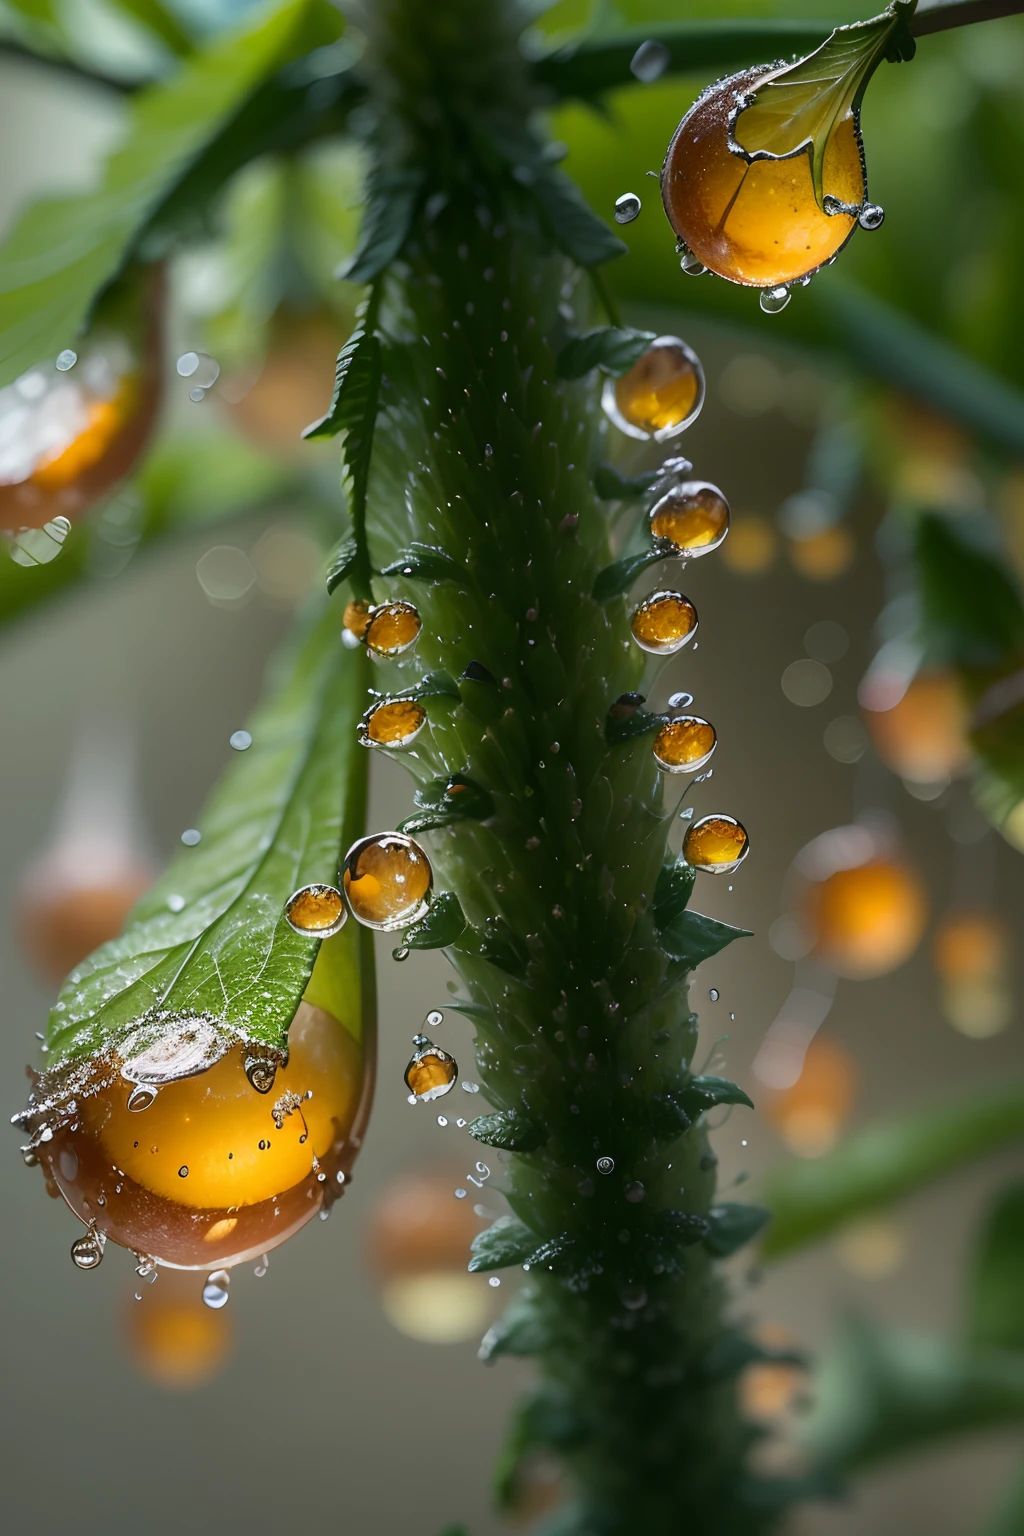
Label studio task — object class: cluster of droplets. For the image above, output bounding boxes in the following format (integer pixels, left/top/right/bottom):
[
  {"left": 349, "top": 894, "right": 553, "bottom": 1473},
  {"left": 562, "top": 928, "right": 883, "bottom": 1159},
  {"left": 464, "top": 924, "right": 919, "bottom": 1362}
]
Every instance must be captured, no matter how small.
[{"left": 282, "top": 829, "right": 434, "bottom": 941}]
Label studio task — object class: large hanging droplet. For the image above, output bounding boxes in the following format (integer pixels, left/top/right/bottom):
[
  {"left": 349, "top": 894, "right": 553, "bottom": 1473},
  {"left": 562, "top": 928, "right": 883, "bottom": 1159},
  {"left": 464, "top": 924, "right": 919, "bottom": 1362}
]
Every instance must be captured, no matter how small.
[
  {"left": 684, "top": 814, "right": 749, "bottom": 874},
  {"left": 342, "top": 831, "right": 433, "bottom": 930},
  {"left": 359, "top": 697, "right": 427, "bottom": 750},
  {"left": 404, "top": 1034, "right": 458, "bottom": 1102},
  {"left": 649, "top": 482, "right": 729, "bottom": 557},
  {"left": 603, "top": 337, "right": 705, "bottom": 441},
  {"left": 284, "top": 883, "right": 347, "bottom": 937},
  {"left": 71, "top": 1230, "right": 104, "bottom": 1270},
  {"left": 653, "top": 716, "right": 717, "bottom": 775},
  {"left": 630, "top": 590, "right": 698, "bottom": 655},
  {"left": 365, "top": 601, "right": 422, "bottom": 659}
]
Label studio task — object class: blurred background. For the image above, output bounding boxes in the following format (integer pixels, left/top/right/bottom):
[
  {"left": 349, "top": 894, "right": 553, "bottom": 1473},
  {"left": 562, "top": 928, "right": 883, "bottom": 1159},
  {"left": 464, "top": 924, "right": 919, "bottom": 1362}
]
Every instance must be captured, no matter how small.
[{"left": 1, "top": 1, "right": 1022, "bottom": 1532}]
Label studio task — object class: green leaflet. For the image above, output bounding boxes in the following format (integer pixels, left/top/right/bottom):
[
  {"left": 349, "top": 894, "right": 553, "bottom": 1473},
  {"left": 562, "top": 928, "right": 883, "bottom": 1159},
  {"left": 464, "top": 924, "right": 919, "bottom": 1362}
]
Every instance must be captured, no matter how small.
[
  {"left": 468, "top": 1215, "right": 538, "bottom": 1273},
  {"left": 0, "top": 0, "right": 322, "bottom": 387},
  {"left": 652, "top": 859, "right": 696, "bottom": 928},
  {"left": 556, "top": 326, "right": 654, "bottom": 380},
  {"left": 731, "top": 2, "right": 917, "bottom": 211},
  {"left": 398, "top": 774, "right": 495, "bottom": 834},
  {"left": 658, "top": 910, "right": 752, "bottom": 969},
  {"left": 681, "top": 1075, "right": 754, "bottom": 1115},
  {"left": 379, "top": 544, "right": 463, "bottom": 583},
  {"left": 592, "top": 463, "right": 658, "bottom": 503},
  {"left": 592, "top": 541, "right": 674, "bottom": 603},
  {"left": 402, "top": 891, "right": 467, "bottom": 950},
  {"left": 44, "top": 606, "right": 369, "bottom": 1066},
  {"left": 702, "top": 1203, "right": 771, "bottom": 1258},
  {"left": 469, "top": 1110, "right": 547, "bottom": 1153},
  {"left": 763, "top": 1082, "right": 1024, "bottom": 1260},
  {"left": 338, "top": 168, "right": 425, "bottom": 285},
  {"left": 967, "top": 1182, "right": 1024, "bottom": 1356},
  {"left": 325, "top": 535, "right": 359, "bottom": 597}
]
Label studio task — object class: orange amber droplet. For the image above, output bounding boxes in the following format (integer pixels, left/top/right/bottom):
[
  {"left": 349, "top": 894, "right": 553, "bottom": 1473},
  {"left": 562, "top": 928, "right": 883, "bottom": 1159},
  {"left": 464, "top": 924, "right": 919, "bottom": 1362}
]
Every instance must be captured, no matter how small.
[
  {"left": 361, "top": 697, "right": 428, "bottom": 749},
  {"left": 630, "top": 590, "right": 698, "bottom": 655},
  {"left": 684, "top": 814, "right": 749, "bottom": 874},
  {"left": 653, "top": 716, "right": 717, "bottom": 774},
  {"left": 604, "top": 337, "right": 704, "bottom": 441},
  {"left": 343, "top": 598, "right": 374, "bottom": 640},
  {"left": 661, "top": 66, "right": 863, "bottom": 288},
  {"left": 365, "top": 601, "right": 422, "bottom": 658},
  {"left": 343, "top": 831, "right": 433, "bottom": 930},
  {"left": 650, "top": 482, "right": 730, "bottom": 557},
  {"left": 404, "top": 1035, "right": 457, "bottom": 1102},
  {"left": 284, "top": 884, "right": 347, "bottom": 936}
]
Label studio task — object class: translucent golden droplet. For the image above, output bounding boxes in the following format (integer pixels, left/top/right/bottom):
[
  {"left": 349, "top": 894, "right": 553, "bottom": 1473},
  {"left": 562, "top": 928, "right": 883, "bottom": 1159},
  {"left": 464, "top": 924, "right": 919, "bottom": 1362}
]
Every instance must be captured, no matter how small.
[
  {"left": 661, "top": 66, "right": 863, "bottom": 289},
  {"left": 343, "top": 831, "right": 433, "bottom": 930},
  {"left": 653, "top": 716, "right": 717, "bottom": 774},
  {"left": 360, "top": 697, "right": 427, "bottom": 749},
  {"left": 365, "top": 601, "right": 421, "bottom": 658},
  {"left": 404, "top": 1034, "right": 457, "bottom": 1102},
  {"left": 649, "top": 482, "right": 729, "bottom": 557},
  {"left": 684, "top": 814, "right": 749, "bottom": 874},
  {"left": 603, "top": 337, "right": 705, "bottom": 441},
  {"left": 284, "top": 884, "right": 347, "bottom": 936},
  {"left": 630, "top": 590, "right": 698, "bottom": 655},
  {"left": 342, "top": 598, "right": 373, "bottom": 640}
]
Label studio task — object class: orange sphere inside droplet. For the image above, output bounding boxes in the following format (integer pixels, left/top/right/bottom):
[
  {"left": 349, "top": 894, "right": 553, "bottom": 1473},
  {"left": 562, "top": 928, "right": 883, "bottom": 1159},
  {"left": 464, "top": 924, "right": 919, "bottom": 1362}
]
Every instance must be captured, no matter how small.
[
  {"left": 864, "top": 671, "right": 971, "bottom": 784},
  {"left": 366, "top": 698, "right": 427, "bottom": 747},
  {"left": 612, "top": 341, "right": 702, "bottom": 438},
  {"left": 405, "top": 1048, "right": 457, "bottom": 1101},
  {"left": 684, "top": 815, "right": 748, "bottom": 872},
  {"left": 805, "top": 858, "right": 927, "bottom": 979},
  {"left": 343, "top": 598, "right": 374, "bottom": 639},
  {"left": 284, "top": 884, "right": 346, "bottom": 934},
  {"left": 630, "top": 591, "right": 697, "bottom": 654},
  {"left": 662, "top": 66, "right": 862, "bottom": 288},
  {"left": 653, "top": 717, "right": 716, "bottom": 773},
  {"left": 366, "top": 602, "right": 421, "bottom": 658},
  {"left": 650, "top": 483, "right": 729, "bottom": 555},
  {"left": 343, "top": 833, "right": 432, "bottom": 930}
]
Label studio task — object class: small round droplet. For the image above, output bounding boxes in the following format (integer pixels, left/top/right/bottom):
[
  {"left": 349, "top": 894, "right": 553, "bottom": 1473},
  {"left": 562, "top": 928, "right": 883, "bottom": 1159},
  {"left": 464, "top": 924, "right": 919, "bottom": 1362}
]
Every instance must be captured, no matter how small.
[
  {"left": 596, "top": 1156, "right": 615, "bottom": 1175},
  {"left": 342, "top": 830, "right": 433, "bottom": 930},
  {"left": 630, "top": 590, "right": 698, "bottom": 655},
  {"left": 404, "top": 1034, "right": 458, "bottom": 1102},
  {"left": 667, "top": 691, "right": 693, "bottom": 709},
  {"left": 858, "top": 202, "right": 884, "bottom": 230},
  {"left": 176, "top": 351, "right": 220, "bottom": 387},
  {"left": 229, "top": 730, "right": 252, "bottom": 752},
  {"left": 455, "top": 1188, "right": 467, "bottom": 1199},
  {"left": 603, "top": 336, "right": 704, "bottom": 441},
  {"left": 243, "top": 1054, "right": 280, "bottom": 1095},
  {"left": 284, "top": 883, "right": 347, "bottom": 937},
  {"left": 365, "top": 601, "right": 422, "bottom": 659},
  {"left": 649, "top": 482, "right": 729, "bottom": 557},
  {"left": 427, "top": 1010, "right": 444, "bottom": 1027},
  {"left": 202, "top": 1269, "right": 231, "bottom": 1310},
  {"left": 709, "top": 988, "right": 720, "bottom": 1002},
  {"left": 653, "top": 715, "right": 716, "bottom": 775},
  {"left": 462, "top": 1081, "right": 480, "bottom": 1094},
  {"left": 759, "top": 286, "right": 791, "bottom": 315},
  {"left": 630, "top": 38, "right": 669, "bottom": 82},
  {"left": 178, "top": 1165, "right": 189, "bottom": 1178},
  {"left": 360, "top": 697, "right": 427, "bottom": 749},
  {"left": 437, "top": 1115, "right": 448, "bottom": 1127},
  {"left": 55, "top": 349, "right": 77, "bottom": 372},
  {"left": 614, "top": 193, "right": 641, "bottom": 225},
  {"left": 180, "top": 828, "right": 201, "bottom": 847},
  {"left": 392, "top": 946, "right": 410, "bottom": 962},
  {"left": 488, "top": 1276, "right": 501, "bottom": 1288},
  {"left": 684, "top": 814, "right": 749, "bottom": 875},
  {"left": 71, "top": 1232, "right": 104, "bottom": 1270},
  {"left": 126, "top": 1083, "right": 157, "bottom": 1113},
  {"left": 167, "top": 893, "right": 186, "bottom": 913},
  {"left": 679, "top": 250, "right": 707, "bottom": 277},
  {"left": 189, "top": 387, "right": 206, "bottom": 403}
]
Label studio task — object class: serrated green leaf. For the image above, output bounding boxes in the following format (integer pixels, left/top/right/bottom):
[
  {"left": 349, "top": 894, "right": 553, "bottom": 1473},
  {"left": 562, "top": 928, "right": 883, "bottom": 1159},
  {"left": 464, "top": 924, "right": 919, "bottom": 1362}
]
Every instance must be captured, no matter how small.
[
  {"left": 402, "top": 890, "right": 467, "bottom": 950},
  {"left": 338, "top": 167, "right": 424, "bottom": 285},
  {"left": 968, "top": 1182, "right": 1024, "bottom": 1356},
  {"left": 469, "top": 1110, "right": 546, "bottom": 1153},
  {"left": 399, "top": 774, "right": 495, "bottom": 835},
  {"left": 763, "top": 1082, "right": 1024, "bottom": 1260},
  {"left": 683, "top": 1075, "right": 755, "bottom": 1115},
  {"left": 390, "top": 669, "right": 461, "bottom": 703},
  {"left": 732, "top": 2, "right": 916, "bottom": 210},
  {"left": 325, "top": 535, "right": 359, "bottom": 596},
  {"left": 469, "top": 1214, "right": 538, "bottom": 1273},
  {"left": 652, "top": 860, "right": 696, "bottom": 928},
  {"left": 0, "top": 0, "right": 319, "bottom": 388},
  {"left": 592, "top": 462, "right": 659, "bottom": 502},
  {"left": 703, "top": 1203, "right": 771, "bottom": 1258},
  {"left": 41, "top": 606, "right": 370, "bottom": 1066},
  {"left": 658, "top": 910, "right": 752, "bottom": 968},
  {"left": 557, "top": 326, "right": 654, "bottom": 380},
  {"left": 379, "top": 543, "right": 463, "bottom": 583},
  {"left": 593, "top": 541, "right": 673, "bottom": 603}
]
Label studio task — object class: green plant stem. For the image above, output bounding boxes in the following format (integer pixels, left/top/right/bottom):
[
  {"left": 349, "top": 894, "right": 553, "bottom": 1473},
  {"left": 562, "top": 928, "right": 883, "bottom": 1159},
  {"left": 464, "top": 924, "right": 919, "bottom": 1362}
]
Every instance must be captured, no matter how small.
[
  {"left": 912, "top": 0, "right": 1024, "bottom": 35},
  {"left": 358, "top": 2, "right": 773, "bottom": 1532}
]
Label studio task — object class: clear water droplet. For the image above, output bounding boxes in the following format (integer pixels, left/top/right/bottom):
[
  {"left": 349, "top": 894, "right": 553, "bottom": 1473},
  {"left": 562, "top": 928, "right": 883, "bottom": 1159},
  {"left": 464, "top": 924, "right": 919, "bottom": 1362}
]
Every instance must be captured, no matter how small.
[
  {"left": 126, "top": 1083, "right": 158, "bottom": 1113},
  {"left": 189, "top": 387, "right": 206, "bottom": 403},
  {"left": 229, "top": 730, "right": 252, "bottom": 751},
  {"left": 426, "top": 1009, "right": 444, "bottom": 1028},
  {"left": 437, "top": 1115, "right": 448, "bottom": 1127},
  {"left": 254, "top": 1255, "right": 269, "bottom": 1277},
  {"left": 55, "top": 349, "right": 77, "bottom": 372},
  {"left": 488, "top": 1275, "right": 501, "bottom": 1288},
  {"left": 858, "top": 202, "right": 884, "bottom": 231},
  {"left": 202, "top": 1269, "right": 230, "bottom": 1309},
  {"left": 596, "top": 1156, "right": 615, "bottom": 1175},
  {"left": 668, "top": 691, "right": 694, "bottom": 709},
  {"left": 759, "top": 286, "right": 791, "bottom": 315},
  {"left": 177, "top": 351, "right": 220, "bottom": 387},
  {"left": 180, "top": 828, "right": 201, "bottom": 846},
  {"left": 244, "top": 1054, "right": 279, "bottom": 1095},
  {"left": 709, "top": 988, "right": 719, "bottom": 1002},
  {"left": 614, "top": 193, "right": 641, "bottom": 225},
  {"left": 630, "top": 39, "right": 669, "bottom": 82},
  {"left": 461, "top": 1081, "right": 480, "bottom": 1094},
  {"left": 178, "top": 1165, "right": 188, "bottom": 1178},
  {"left": 455, "top": 1188, "right": 467, "bottom": 1199},
  {"left": 680, "top": 250, "right": 707, "bottom": 276},
  {"left": 167, "top": 893, "right": 185, "bottom": 913},
  {"left": 71, "top": 1231, "right": 104, "bottom": 1270}
]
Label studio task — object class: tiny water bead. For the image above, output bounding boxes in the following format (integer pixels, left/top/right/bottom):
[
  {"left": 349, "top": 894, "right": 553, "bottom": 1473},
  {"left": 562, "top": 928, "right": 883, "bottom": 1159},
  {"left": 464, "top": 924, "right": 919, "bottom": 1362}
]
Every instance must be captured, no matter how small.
[
  {"left": 858, "top": 202, "right": 884, "bottom": 230},
  {"left": 630, "top": 590, "right": 698, "bottom": 655},
  {"left": 359, "top": 697, "right": 427, "bottom": 750},
  {"left": 709, "top": 988, "right": 720, "bottom": 1002},
  {"left": 180, "top": 828, "right": 201, "bottom": 847},
  {"left": 649, "top": 482, "right": 729, "bottom": 557},
  {"left": 404, "top": 1034, "right": 458, "bottom": 1102},
  {"left": 759, "top": 287, "right": 791, "bottom": 315},
  {"left": 55, "top": 350, "right": 78, "bottom": 372},
  {"left": 202, "top": 1269, "right": 230, "bottom": 1310},
  {"left": 661, "top": 65, "right": 864, "bottom": 289},
  {"left": 71, "top": 1231, "right": 104, "bottom": 1270},
  {"left": 365, "top": 601, "right": 422, "bottom": 659},
  {"left": 596, "top": 1156, "right": 615, "bottom": 1175},
  {"left": 229, "top": 730, "right": 252, "bottom": 752},
  {"left": 630, "top": 38, "right": 669, "bottom": 83},
  {"left": 603, "top": 337, "right": 705, "bottom": 441},
  {"left": 284, "top": 884, "right": 348, "bottom": 937},
  {"left": 176, "top": 352, "right": 221, "bottom": 390},
  {"left": 614, "top": 193, "right": 641, "bottom": 225},
  {"left": 342, "top": 831, "right": 433, "bottom": 930},
  {"left": 684, "top": 814, "right": 749, "bottom": 874},
  {"left": 653, "top": 716, "right": 717, "bottom": 775}
]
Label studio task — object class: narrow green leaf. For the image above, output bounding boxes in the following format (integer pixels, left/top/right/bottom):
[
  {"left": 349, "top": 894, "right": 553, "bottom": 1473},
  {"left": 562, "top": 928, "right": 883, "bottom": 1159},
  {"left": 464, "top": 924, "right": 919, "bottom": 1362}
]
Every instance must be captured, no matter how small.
[
  {"left": 703, "top": 1203, "right": 771, "bottom": 1258},
  {"left": 379, "top": 543, "right": 463, "bottom": 583},
  {"left": 399, "top": 774, "right": 495, "bottom": 835},
  {"left": 0, "top": 0, "right": 318, "bottom": 387},
  {"left": 732, "top": 3, "right": 916, "bottom": 209},
  {"left": 916, "top": 514, "right": 1024, "bottom": 668},
  {"left": 653, "top": 859, "right": 696, "bottom": 928},
  {"left": 469, "top": 1214, "right": 538, "bottom": 1273},
  {"left": 592, "top": 463, "right": 659, "bottom": 502},
  {"left": 338, "top": 167, "right": 424, "bottom": 285},
  {"left": 683, "top": 1075, "right": 755, "bottom": 1114},
  {"left": 40, "top": 606, "right": 369, "bottom": 1067},
  {"left": 402, "top": 890, "right": 467, "bottom": 950},
  {"left": 968, "top": 1182, "right": 1024, "bottom": 1355},
  {"left": 469, "top": 1110, "right": 547, "bottom": 1153},
  {"left": 325, "top": 535, "right": 359, "bottom": 596},
  {"left": 593, "top": 541, "right": 673, "bottom": 602},
  {"left": 557, "top": 326, "right": 654, "bottom": 380},
  {"left": 762, "top": 1082, "right": 1024, "bottom": 1260},
  {"left": 658, "top": 910, "right": 752, "bottom": 968}
]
